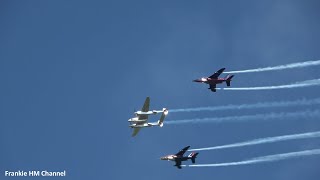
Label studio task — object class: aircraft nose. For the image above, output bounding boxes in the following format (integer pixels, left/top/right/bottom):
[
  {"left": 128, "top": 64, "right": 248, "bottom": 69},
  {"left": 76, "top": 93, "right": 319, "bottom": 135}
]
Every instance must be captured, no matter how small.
[{"left": 193, "top": 79, "right": 200, "bottom": 82}]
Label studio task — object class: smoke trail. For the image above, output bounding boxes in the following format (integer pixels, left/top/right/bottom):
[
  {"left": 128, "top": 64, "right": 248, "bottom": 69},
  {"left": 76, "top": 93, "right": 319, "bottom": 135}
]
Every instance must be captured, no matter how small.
[
  {"left": 183, "top": 149, "right": 320, "bottom": 167},
  {"left": 189, "top": 131, "right": 320, "bottom": 151},
  {"left": 165, "top": 110, "right": 320, "bottom": 125},
  {"left": 217, "top": 78, "right": 320, "bottom": 91},
  {"left": 224, "top": 60, "right": 320, "bottom": 74},
  {"left": 170, "top": 98, "right": 320, "bottom": 113}
]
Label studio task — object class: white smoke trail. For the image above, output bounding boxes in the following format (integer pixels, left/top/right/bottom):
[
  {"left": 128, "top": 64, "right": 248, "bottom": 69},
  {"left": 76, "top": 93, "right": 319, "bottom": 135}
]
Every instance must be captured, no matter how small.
[
  {"left": 183, "top": 149, "right": 320, "bottom": 167},
  {"left": 170, "top": 98, "right": 320, "bottom": 113},
  {"left": 189, "top": 131, "right": 320, "bottom": 151},
  {"left": 217, "top": 78, "right": 320, "bottom": 91},
  {"left": 165, "top": 110, "right": 320, "bottom": 125},
  {"left": 224, "top": 60, "right": 320, "bottom": 74}
]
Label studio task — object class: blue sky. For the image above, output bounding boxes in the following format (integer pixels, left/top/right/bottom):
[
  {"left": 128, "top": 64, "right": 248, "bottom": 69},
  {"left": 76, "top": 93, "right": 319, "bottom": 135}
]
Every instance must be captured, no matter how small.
[{"left": 1, "top": 0, "right": 320, "bottom": 179}]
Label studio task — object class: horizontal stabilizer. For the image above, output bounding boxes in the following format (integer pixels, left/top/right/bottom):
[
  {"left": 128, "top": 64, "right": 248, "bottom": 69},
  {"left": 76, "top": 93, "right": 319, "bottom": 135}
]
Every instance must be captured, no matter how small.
[
  {"left": 158, "top": 109, "right": 168, "bottom": 127},
  {"left": 189, "top": 152, "right": 199, "bottom": 163},
  {"left": 226, "top": 75, "right": 234, "bottom": 86},
  {"left": 226, "top": 81, "right": 231, "bottom": 86}
]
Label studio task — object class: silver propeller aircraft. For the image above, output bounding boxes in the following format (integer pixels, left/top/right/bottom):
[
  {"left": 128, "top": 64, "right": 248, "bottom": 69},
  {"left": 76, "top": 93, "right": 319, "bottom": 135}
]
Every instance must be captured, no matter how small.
[{"left": 128, "top": 97, "right": 168, "bottom": 137}]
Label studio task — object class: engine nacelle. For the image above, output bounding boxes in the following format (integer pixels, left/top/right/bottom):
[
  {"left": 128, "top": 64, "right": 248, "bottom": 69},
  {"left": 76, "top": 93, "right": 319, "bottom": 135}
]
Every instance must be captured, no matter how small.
[
  {"left": 158, "top": 120, "right": 164, "bottom": 127},
  {"left": 163, "top": 108, "right": 168, "bottom": 116},
  {"left": 135, "top": 111, "right": 153, "bottom": 115},
  {"left": 128, "top": 117, "right": 139, "bottom": 122}
]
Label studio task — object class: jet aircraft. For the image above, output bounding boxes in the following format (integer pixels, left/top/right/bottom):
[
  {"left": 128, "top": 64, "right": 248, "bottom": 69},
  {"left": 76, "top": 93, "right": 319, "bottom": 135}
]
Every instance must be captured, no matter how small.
[
  {"left": 160, "top": 146, "right": 199, "bottom": 169},
  {"left": 128, "top": 97, "right": 168, "bottom": 137},
  {"left": 193, "top": 68, "right": 234, "bottom": 92}
]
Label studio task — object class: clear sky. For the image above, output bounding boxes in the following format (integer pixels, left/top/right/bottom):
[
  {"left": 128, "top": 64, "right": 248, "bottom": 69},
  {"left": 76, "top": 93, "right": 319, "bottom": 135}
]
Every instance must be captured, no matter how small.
[{"left": 1, "top": 0, "right": 320, "bottom": 179}]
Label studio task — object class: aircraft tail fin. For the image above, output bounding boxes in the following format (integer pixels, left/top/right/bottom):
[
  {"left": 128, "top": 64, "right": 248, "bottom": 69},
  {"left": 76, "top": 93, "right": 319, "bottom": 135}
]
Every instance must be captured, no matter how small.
[
  {"left": 188, "top": 152, "right": 199, "bottom": 164},
  {"left": 158, "top": 108, "right": 168, "bottom": 127},
  {"left": 226, "top": 75, "right": 234, "bottom": 86}
]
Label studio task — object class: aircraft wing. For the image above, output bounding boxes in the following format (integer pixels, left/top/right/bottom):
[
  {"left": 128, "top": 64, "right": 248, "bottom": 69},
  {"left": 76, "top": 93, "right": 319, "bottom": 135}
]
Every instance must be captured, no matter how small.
[
  {"left": 175, "top": 146, "right": 190, "bottom": 156},
  {"left": 174, "top": 160, "right": 182, "bottom": 169},
  {"left": 141, "top": 97, "right": 150, "bottom": 112},
  {"left": 209, "top": 68, "right": 226, "bottom": 79},
  {"left": 209, "top": 84, "right": 216, "bottom": 92},
  {"left": 132, "top": 127, "right": 141, "bottom": 137},
  {"left": 138, "top": 97, "right": 150, "bottom": 120}
]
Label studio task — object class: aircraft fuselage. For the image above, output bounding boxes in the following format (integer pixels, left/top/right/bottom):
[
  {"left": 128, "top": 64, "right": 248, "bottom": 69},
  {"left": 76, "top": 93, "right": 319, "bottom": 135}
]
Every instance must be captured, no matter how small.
[
  {"left": 160, "top": 155, "right": 191, "bottom": 162},
  {"left": 128, "top": 117, "right": 147, "bottom": 123},
  {"left": 193, "top": 77, "right": 227, "bottom": 85}
]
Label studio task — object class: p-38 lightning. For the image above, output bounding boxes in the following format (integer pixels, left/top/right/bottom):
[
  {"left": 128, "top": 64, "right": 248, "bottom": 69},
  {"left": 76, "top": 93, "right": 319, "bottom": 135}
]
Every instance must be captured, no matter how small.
[
  {"left": 161, "top": 146, "right": 199, "bottom": 169},
  {"left": 128, "top": 97, "right": 168, "bottom": 137}
]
